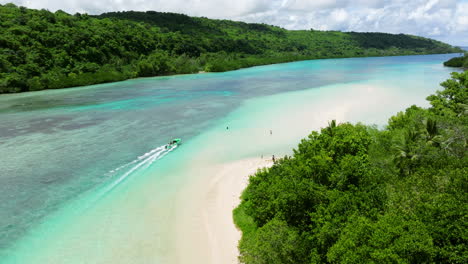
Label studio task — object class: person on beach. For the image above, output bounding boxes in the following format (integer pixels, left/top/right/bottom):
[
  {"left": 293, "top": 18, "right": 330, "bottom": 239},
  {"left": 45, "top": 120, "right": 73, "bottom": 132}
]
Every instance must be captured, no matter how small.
[
  {"left": 272, "top": 155, "right": 275, "bottom": 162},
  {"left": 270, "top": 130, "right": 272, "bottom": 135}
]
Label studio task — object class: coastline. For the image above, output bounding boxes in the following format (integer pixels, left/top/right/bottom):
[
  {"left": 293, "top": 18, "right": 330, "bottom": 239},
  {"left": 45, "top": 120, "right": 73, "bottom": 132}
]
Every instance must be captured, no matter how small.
[
  {"left": 174, "top": 158, "right": 273, "bottom": 264},
  {"left": 167, "top": 78, "right": 455, "bottom": 263},
  {"left": 0, "top": 53, "right": 461, "bottom": 96},
  {"left": 2, "top": 57, "right": 456, "bottom": 264},
  {"left": 6, "top": 81, "right": 443, "bottom": 263},
  {"left": 166, "top": 81, "right": 440, "bottom": 263}
]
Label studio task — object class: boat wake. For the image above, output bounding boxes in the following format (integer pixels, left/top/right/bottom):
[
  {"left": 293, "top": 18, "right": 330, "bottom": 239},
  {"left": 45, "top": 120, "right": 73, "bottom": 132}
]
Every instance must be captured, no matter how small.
[{"left": 100, "top": 144, "right": 177, "bottom": 197}]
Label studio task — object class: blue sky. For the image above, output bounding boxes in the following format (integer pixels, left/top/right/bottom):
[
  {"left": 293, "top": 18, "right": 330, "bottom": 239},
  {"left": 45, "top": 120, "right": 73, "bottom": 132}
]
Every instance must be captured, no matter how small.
[{"left": 2, "top": 0, "right": 467, "bottom": 45}]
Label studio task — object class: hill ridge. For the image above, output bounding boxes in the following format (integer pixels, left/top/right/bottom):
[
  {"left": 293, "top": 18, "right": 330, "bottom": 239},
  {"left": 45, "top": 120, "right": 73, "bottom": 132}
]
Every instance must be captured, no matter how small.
[{"left": 0, "top": 4, "right": 462, "bottom": 93}]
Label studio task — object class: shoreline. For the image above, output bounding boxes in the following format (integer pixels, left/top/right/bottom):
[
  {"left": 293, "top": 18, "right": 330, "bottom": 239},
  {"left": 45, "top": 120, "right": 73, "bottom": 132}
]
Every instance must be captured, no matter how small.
[
  {"left": 174, "top": 158, "right": 273, "bottom": 264},
  {"left": 0, "top": 53, "right": 460, "bottom": 96},
  {"left": 2, "top": 57, "right": 455, "bottom": 263}
]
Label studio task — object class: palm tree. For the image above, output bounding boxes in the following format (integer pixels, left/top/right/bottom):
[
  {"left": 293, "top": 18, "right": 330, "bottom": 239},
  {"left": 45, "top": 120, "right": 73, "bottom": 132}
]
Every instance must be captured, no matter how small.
[
  {"left": 392, "top": 129, "right": 419, "bottom": 175},
  {"left": 424, "top": 119, "right": 442, "bottom": 147},
  {"left": 326, "top": 120, "right": 337, "bottom": 136}
]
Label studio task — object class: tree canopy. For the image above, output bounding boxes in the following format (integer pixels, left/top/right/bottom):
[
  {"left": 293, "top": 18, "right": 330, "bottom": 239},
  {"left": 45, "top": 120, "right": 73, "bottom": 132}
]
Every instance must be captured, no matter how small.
[
  {"left": 444, "top": 54, "right": 468, "bottom": 68},
  {"left": 234, "top": 71, "right": 468, "bottom": 264},
  {"left": 0, "top": 4, "right": 462, "bottom": 93}
]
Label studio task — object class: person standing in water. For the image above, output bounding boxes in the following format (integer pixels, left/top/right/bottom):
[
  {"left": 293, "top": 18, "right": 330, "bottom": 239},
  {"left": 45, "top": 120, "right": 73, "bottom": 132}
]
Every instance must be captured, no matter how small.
[{"left": 226, "top": 126, "right": 229, "bottom": 130}]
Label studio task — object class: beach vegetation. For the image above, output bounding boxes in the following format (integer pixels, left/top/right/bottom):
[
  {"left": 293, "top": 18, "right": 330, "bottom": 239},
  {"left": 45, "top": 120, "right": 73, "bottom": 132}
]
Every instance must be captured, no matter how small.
[{"left": 234, "top": 71, "right": 468, "bottom": 263}]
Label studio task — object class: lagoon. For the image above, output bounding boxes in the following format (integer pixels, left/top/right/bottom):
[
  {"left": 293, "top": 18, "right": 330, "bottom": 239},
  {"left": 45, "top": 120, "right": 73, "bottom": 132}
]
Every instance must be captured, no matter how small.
[{"left": 0, "top": 54, "right": 461, "bottom": 263}]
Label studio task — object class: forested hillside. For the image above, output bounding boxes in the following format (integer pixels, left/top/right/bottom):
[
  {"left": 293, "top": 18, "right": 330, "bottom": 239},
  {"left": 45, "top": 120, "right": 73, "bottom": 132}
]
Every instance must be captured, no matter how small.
[
  {"left": 0, "top": 4, "right": 462, "bottom": 93},
  {"left": 234, "top": 71, "right": 467, "bottom": 263}
]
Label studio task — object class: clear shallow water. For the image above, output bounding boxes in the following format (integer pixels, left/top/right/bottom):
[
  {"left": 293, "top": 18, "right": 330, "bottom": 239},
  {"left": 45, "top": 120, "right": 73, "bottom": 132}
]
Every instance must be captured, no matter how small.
[{"left": 0, "top": 54, "right": 461, "bottom": 261}]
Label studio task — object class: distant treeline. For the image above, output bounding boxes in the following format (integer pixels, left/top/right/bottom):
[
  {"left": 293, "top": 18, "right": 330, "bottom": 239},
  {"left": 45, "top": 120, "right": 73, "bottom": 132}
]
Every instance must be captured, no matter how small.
[
  {"left": 444, "top": 54, "right": 468, "bottom": 68},
  {"left": 0, "top": 4, "right": 462, "bottom": 93},
  {"left": 234, "top": 71, "right": 468, "bottom": 264}
]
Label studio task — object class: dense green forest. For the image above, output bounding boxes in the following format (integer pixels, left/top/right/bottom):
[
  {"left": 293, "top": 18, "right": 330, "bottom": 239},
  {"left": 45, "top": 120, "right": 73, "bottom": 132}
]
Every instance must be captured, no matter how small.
[
  {"left": 0, "top": 4, "right": 462, "bottom": 93},
  {"left": 444, "top": 54, "right": 468, "bottom": 68},
  {"left": 234, "top": 71, "right": 467, "bottom": 263}
]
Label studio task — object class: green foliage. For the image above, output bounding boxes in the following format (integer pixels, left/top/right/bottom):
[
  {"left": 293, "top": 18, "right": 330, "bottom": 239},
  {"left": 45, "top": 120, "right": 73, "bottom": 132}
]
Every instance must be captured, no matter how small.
[
  {"left": 0, "top": 4, "right": 462, "bottom": 93},
  {"left": 239, "top": 218, "right": 309, "bottom": 264},
  {"left": 136, "top": 51, "right": 175, "bottom": 77},
  {"left": 233, "top": 205, "right": 257, "bottom": 236},
  {"left": 427, "top": 71, "right": 468, "bottom": 117},
  {"left": 444, "top": 54, "right": 468, "bottom": 68},
  {"left": 328, "top": 213, "right": 435, "bottom": 264},
  {"left": 234, "top": 72, "right": 468, "bottom": 263}
]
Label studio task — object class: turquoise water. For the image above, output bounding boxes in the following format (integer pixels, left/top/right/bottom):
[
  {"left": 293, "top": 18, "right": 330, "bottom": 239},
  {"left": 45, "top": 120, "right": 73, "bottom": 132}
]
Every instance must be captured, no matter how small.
[{"left": 0, "top": 54, "right": 461, "bottom": 262}]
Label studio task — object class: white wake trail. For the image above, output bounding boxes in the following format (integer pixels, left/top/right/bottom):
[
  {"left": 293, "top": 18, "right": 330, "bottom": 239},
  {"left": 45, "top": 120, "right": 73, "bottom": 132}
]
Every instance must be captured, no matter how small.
[
  {"left": 108, "top": 146, "right": 167, "bottom": 174},
  {"left": 98, "top": 144, "right": 178, "bottom": 199}
]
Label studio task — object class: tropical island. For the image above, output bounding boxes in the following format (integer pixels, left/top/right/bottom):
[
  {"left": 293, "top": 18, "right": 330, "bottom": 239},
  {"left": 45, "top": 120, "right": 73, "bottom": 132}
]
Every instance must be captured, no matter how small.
[
  {"left": 0, "top": 3, "right": 462, "bottom": 93},
  {"left": 444, "top": 54, "right": 468, "bottom": 68},
  {"left": 234, "top": 71, "right": 467, "bottom": 263},
  {"left": 0, "top": 2, "right": 467, "bottom": 264}
]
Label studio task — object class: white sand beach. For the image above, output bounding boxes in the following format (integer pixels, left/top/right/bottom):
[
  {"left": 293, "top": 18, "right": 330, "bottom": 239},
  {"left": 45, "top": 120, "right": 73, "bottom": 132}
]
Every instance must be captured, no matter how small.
[{"left": 174, "top": 158, "right": 273, "bottom": 264}]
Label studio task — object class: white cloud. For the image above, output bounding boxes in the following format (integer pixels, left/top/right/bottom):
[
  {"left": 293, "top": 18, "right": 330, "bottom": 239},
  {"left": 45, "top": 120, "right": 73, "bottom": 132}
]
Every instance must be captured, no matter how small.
[
  {"left": 429, "top": 27, "right": 441, "bottom": 36},
  {"left": 330, "top": 8, "right": 348, "bottom": 23},
  {"left": 283, "top": 0, "right": 347, "bottom": 11},
  {"left": 2, "top": 0, "right": 272, "bottom": 17},
  {"left": 1, "top": 0, "right": 467, "bottom": 45}
]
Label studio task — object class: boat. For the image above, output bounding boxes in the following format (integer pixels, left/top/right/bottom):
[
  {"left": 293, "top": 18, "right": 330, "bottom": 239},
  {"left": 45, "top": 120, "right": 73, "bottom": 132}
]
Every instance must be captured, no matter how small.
[
  {"left": 165, "top": 138, "right": 181, "bottom": 149},
  {"left": 169, "top": 138, "right": 181, "bottom": 145}
]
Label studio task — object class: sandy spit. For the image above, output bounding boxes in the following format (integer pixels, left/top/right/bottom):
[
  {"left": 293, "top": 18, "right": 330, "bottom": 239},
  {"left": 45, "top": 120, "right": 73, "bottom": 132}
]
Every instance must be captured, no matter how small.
[{"left": 174, "top": 158, "right": 273, "bottom": 264}]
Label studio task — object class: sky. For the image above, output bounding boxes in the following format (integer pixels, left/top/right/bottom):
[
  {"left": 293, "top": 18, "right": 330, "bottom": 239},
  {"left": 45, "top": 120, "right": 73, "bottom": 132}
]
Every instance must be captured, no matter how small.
[{"left": 2, "top": 0, "right": 467, "bottom": 46}]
